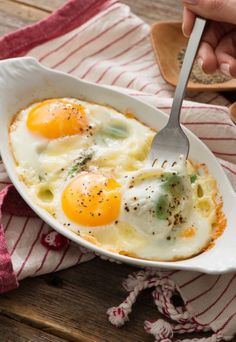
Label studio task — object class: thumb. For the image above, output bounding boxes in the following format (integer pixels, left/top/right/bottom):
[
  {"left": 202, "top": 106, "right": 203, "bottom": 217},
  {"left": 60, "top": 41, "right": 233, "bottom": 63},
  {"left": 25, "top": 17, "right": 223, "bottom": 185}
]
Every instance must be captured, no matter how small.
[{"left": 182, "top": 0, "right": 236, "bottom": 25}]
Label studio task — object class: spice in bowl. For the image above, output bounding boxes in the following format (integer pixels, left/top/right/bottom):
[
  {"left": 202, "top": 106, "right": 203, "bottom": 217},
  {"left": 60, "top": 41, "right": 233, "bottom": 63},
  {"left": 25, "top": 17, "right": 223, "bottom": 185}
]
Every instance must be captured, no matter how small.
[{"left": 178, "top": 48, "right": 232, "bottom": 84}]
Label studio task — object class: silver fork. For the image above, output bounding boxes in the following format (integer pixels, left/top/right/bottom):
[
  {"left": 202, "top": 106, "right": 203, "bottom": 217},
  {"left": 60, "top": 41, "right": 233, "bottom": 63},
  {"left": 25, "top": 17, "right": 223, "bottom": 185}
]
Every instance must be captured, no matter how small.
[{"left": 149, "top": 17, "right": 206, "bottom": 167}]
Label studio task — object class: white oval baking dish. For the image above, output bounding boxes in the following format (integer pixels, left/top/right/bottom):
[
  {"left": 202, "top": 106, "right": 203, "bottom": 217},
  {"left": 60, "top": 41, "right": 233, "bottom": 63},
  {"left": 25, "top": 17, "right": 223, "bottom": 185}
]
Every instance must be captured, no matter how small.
[{"left": 0, "top": 57, "right": 235, "bottom": 274}]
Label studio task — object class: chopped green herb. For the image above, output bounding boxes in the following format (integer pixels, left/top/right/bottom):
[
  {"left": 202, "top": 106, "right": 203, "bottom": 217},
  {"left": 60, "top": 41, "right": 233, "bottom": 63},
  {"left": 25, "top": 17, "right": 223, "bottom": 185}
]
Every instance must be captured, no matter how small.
[
  {"left": 38, "top": 175, "right": 45, "bottom": 182},
  {"left": 156, "top": 194, "right": 169, "bottom": 220},
  {"left": 161, "top": 173, "right": 184, "bottom": 195},
  {"left": 190, "top": 173, "right": 197, "bottom": 183},
  {"left": 97, "top": 123, "right": 129, "bottom": 143},
  {"left": 68, "top": 152, "right": 93, "bottom": 177}
]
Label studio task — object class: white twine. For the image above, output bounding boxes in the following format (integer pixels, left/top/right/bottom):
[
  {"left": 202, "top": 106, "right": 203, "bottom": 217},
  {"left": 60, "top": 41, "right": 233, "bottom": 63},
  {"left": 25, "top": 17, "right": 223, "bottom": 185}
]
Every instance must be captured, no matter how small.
[{"left": 107, "top": 271, "right": 224, "bottom": 342}]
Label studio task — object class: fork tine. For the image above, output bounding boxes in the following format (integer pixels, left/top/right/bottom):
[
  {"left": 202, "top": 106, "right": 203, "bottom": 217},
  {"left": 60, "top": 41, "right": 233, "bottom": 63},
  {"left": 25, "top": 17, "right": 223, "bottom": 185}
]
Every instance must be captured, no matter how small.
[
  {"left": 153, "top": 157, "right": 168, "bottom": 169},
  {"left": 153, "top": 155, "right": 181, "bottom": 169}
]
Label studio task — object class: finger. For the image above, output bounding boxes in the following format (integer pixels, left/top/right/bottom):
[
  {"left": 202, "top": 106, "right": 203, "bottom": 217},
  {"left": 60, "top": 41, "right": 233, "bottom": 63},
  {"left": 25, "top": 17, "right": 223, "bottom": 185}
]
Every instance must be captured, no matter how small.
[
  {"left": 197, "top": 41, "right": 218, "bottom": 73},
  {"left": 215, "top": 32, "right": 236, "bottom": 77},
  {"left": 201, "top": 21, "right": 230, "bottom": 49},
  {"left": 182, "top": 0, "right": 236, "bottom": 25},
  {"left": 196, "top": 22, "right": 235, "bottom": 73},
  {"left": 182, "top": 7, "right": 196, "bottom": 37},
  {"left": 196, "top": 22, "right": 222, "bottom": 73}
]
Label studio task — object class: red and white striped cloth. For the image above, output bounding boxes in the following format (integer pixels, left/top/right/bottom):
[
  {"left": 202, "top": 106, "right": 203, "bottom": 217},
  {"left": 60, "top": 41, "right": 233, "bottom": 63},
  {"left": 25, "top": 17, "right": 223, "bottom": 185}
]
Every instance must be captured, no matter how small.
[{"left": 0, "top": 0, "right": 236, "bottom": 341}]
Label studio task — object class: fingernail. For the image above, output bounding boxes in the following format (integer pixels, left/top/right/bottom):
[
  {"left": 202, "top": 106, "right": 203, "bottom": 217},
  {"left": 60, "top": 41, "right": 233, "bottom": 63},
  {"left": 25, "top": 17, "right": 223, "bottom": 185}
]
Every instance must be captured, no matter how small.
[
  {"left": 183, "top": 0, "right": 198, "bottom": 4},
  {"left": 182, "top": 23, "right": 188, "bottom": 37},
  {"left": 220, "top": 63, "right": 231, "bottom": 76},
  {"left": 197, "top": 57, "right": 203, "bottom": 69}
]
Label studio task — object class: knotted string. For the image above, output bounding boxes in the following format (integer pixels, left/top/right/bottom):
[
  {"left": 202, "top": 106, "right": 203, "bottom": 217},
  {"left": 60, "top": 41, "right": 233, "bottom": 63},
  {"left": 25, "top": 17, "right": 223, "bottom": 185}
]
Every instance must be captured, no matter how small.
[{"left": 107, "top": 270, "right": 224, "bottom": 342}]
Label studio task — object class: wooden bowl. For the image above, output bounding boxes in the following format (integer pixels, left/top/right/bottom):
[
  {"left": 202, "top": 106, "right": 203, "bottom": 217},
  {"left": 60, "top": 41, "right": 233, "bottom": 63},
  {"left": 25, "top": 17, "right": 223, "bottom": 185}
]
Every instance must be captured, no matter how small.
[{"left": 151, "top": 21, "right": 236, "bottom": 92}]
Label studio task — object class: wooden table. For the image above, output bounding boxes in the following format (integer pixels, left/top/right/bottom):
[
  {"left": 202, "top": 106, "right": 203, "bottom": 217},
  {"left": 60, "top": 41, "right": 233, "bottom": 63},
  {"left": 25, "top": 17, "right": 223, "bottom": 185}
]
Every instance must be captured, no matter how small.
[{"left": 0, "top": 1, "right": 232, "bottom": 342}]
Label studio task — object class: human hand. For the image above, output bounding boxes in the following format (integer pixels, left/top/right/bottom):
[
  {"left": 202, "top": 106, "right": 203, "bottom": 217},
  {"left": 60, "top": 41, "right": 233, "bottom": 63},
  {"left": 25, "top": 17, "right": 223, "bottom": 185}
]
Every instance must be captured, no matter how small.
[{"left": 182, "top": 0, "right": 236, "bottom": 77}]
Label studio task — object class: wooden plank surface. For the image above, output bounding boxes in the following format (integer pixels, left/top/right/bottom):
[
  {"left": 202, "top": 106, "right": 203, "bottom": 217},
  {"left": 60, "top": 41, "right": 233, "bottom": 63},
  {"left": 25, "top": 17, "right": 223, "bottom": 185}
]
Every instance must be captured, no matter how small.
[
  {"left": 0, "top": 259, "right": 160, "bottom": 342},
  {"left": 0, "top": 258, "right": 209, "bottom": 342},
  {"left": 0, "top": 0, "right": 47, "bottom": 35},
  {"left": 122, "top": 0, "right": 182, "bottom": 23},
  {"left": 0, "top": 315, "right": 67, "bottom": 342},
  {"left": 0, "top": 0, "right": 183, "bottom": 36},
  {"left": 10, "top": 0, "right": 65, "bottom": 12}
]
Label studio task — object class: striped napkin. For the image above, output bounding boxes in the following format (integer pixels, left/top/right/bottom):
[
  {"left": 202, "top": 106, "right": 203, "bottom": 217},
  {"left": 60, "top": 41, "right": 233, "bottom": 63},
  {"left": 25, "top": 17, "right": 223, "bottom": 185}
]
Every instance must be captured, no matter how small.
[{"left": 0, "top": 0, "right": 236, "bottom": 341}]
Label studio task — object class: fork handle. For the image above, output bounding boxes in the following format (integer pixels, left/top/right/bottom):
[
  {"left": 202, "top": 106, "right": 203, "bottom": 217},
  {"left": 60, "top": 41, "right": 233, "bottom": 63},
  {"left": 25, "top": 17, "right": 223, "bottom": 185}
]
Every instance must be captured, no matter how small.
[{"left": 168, "top": 17, "right": 206, "bottom": 127}]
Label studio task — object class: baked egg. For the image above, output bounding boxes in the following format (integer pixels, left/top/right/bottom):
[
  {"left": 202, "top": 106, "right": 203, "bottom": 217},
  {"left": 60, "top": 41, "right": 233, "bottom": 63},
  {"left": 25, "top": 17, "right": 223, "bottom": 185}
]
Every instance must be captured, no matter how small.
[{"left": 9, "top": 98, "right": 226, "bottom": 261}]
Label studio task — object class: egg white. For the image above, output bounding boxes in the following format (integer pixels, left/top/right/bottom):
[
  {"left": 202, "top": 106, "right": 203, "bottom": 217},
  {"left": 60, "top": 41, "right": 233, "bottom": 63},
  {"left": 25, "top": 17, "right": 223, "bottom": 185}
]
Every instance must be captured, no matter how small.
[
  {"left": 9, "top": 98, "right": 224, "bottom": 261},
  {"left": 120, "top": 162, "right": 194, "bottom": 239}
]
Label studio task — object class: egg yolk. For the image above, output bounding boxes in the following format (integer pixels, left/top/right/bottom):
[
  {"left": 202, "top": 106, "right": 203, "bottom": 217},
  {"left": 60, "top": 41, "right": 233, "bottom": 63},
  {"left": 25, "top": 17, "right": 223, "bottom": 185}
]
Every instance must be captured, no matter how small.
[
  {"left": 26, "top": 99, "right": 88, "bottom": 139},
  {"left": 62, "top": 173, "right": 121, "bottom": 227}
]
